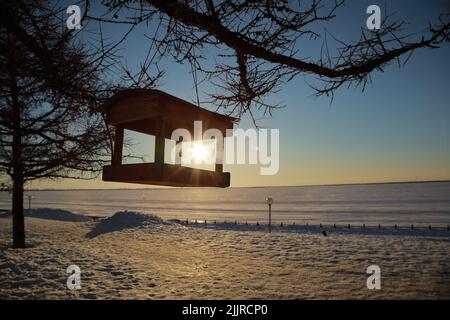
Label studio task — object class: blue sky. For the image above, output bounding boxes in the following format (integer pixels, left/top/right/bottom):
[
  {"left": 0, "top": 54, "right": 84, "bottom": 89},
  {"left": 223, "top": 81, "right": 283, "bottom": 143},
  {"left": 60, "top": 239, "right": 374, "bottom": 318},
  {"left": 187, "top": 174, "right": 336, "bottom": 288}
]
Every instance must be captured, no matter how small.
[{"left": 32, "top": 0, "right": 450, "bottom": 188}]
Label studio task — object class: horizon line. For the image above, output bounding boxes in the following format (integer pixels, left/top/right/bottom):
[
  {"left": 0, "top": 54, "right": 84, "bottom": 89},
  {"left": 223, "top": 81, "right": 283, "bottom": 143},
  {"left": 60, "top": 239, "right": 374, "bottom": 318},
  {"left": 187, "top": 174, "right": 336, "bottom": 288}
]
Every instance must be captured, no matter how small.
[{"left": 15, "top": 179, "right": 450, "bottom": 192}]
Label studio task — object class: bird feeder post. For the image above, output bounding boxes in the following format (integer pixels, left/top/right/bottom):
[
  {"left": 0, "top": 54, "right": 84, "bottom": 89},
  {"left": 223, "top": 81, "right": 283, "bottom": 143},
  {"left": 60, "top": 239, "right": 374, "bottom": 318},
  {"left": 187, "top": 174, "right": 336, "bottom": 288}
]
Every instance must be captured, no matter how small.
[
  {"left": 155, "top": 116, "right": 166, "bottom": 167},
  {"left": 214, "top": 133, "right": 224, "bottom": 174},
  {"left": 112, "top": 126, "right": 124, "bottom": 166},
  {"left": 175, "top": 136, "right": 183, "bottom": 165}
]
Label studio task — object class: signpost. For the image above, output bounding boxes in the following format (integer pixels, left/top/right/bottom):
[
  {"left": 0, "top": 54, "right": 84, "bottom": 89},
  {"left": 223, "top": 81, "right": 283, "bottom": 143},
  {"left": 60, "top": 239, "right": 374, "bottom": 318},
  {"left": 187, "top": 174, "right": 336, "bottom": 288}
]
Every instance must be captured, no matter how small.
[{"left": 266, "top": 197, "right": 273, "bottom": 233}]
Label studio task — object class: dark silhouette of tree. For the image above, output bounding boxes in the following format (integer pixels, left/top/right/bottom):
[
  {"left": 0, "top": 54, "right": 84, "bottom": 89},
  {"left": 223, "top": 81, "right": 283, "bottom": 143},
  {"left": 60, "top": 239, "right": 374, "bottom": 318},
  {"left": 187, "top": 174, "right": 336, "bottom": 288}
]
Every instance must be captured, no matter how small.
[
  {"left": 89, "top": 0, "right": 449, "bottom": 123},
  {"left": 0, "top": 0, "right": 161, "bottom": 248}
]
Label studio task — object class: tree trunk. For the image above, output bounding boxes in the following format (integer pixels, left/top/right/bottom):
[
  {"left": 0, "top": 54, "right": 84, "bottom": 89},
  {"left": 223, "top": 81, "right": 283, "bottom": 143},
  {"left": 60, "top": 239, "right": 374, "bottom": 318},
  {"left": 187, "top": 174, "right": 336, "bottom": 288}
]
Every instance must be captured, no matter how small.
[
  {"left": 12, "top": 175, "right": 25, "bottom": 248},
  {"left": 11, "top": 89, "right": 25, "bottom": 247},
  {"left": 10, "top": 36, "right": 25, "bottom": 248}
]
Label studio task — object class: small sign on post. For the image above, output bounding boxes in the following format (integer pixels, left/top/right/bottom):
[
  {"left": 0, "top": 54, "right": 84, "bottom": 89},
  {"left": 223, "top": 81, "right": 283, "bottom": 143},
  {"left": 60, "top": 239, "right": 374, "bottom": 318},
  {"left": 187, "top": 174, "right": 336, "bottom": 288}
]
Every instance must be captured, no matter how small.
[{"left": 266, "top": 197, "right": 273, "bottom": 233}]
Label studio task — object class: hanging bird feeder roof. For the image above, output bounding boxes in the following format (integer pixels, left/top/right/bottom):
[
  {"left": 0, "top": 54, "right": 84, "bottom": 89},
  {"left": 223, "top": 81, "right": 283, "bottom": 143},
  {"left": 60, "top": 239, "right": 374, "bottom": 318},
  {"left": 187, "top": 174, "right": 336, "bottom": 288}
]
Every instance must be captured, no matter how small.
[
  {"left": 101, "top": 89, "right": 235, "bottom": 188},
  {"left": 102, "top": 88, "right": 237, "bottom": 138}
]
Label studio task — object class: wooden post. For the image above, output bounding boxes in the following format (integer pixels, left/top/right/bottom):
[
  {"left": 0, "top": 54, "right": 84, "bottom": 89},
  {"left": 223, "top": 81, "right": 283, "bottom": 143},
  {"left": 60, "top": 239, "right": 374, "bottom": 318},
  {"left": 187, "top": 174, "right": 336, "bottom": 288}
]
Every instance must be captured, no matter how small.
[
  {"left": 175, "top": 136, "right": 183, "bottom": 165},
  {"left": 215, "top": 162, "right": 223, "bottom": 173},
  {"left": 155, "top": 117, "right": 166, "bottom": 166},
  {"left": 112, "top": 126, "right": 124, "bottom": 166},
  {"left": 213, "top": 134, "right": 223, "bottom": 173}
]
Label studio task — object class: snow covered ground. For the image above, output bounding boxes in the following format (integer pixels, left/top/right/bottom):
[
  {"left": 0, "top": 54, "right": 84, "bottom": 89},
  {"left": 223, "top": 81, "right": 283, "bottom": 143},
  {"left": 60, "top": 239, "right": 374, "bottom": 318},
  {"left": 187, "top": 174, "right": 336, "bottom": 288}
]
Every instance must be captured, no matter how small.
[{"left": 0, "top": 209, "right": 449, "bottom": 299}]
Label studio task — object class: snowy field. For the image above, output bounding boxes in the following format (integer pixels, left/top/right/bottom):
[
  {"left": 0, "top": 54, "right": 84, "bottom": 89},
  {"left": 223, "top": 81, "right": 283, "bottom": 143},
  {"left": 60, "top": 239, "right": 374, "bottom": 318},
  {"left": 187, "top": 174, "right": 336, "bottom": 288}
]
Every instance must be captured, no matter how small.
[
  {"left": 0, "top": 209, "right": 449, "bottom": 299},
  {"left": 2, "top": 182, "right": 449, "bottom": 227}
]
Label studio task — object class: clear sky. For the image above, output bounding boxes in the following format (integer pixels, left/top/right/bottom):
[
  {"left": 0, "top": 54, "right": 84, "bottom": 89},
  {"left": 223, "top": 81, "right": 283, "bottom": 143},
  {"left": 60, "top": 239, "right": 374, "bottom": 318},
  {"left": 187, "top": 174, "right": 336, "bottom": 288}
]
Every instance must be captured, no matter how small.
[{"left": 30, "top": 0, "right": 450, "bottom": 189}]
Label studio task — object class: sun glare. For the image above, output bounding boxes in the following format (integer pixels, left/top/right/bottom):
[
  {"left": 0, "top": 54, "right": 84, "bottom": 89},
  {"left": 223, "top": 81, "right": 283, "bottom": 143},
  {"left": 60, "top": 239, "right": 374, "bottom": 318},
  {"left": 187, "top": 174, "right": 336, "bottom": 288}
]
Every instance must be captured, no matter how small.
[{"left": 191, "top": 141, "right": 209, "bottom": 162}]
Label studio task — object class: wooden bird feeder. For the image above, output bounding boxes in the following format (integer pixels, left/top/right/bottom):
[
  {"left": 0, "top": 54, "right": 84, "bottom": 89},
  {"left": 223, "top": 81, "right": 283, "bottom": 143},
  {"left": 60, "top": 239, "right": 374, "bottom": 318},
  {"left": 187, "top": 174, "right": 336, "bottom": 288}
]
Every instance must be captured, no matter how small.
[{"left": 101, "top": 89, "right": 236, "bottom": 187}]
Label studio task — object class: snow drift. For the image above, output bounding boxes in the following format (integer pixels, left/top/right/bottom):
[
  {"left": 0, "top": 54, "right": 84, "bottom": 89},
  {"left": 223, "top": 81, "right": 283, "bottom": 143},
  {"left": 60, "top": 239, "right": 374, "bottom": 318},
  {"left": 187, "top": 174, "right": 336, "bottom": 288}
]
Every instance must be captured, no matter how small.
[{"left": 86, "top": 211, "right": 165, "bottom": 238}]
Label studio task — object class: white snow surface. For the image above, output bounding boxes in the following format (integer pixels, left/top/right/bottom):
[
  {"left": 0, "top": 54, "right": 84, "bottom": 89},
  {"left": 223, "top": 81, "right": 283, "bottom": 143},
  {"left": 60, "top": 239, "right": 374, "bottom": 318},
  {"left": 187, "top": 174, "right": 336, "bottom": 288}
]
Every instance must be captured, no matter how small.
[{"left": 0, "top": 209, "right": 449, "bottom": 299}]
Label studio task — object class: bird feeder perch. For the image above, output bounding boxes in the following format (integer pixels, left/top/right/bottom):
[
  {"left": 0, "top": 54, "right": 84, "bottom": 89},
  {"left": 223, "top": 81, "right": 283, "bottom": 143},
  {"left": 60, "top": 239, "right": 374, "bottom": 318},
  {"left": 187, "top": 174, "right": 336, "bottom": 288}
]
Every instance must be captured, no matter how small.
[{"left": 101, "top": 89, "right": 236, "bottom": 187}]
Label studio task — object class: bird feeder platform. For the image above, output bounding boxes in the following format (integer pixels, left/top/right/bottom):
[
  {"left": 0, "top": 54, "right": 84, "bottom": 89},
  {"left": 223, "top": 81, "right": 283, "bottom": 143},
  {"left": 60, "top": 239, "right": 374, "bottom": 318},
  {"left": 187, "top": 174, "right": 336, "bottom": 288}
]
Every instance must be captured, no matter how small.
[{"left": 101, "top": 89, "right": 236, "bottom": 188}]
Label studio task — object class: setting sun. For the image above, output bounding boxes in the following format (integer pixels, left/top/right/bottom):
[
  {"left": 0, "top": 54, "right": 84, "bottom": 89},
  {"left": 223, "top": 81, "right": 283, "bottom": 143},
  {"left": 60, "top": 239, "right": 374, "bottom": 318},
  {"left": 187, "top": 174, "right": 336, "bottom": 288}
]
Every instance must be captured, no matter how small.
[{"left": 191, "top": 141, "right": 211, "bottom": 163}]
